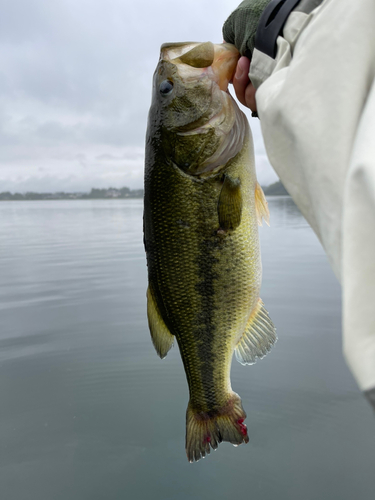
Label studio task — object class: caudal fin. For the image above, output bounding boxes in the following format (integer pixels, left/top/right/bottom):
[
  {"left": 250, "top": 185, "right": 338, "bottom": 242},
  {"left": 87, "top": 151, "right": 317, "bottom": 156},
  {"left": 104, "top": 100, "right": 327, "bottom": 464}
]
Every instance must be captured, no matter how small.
[{"left": 185, "top": 393, "right": 249, "bottom": 462}]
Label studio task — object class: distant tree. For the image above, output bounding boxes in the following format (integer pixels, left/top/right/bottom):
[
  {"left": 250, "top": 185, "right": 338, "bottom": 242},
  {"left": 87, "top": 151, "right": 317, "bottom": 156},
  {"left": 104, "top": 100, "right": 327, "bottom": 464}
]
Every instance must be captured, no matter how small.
[
  {"left": 0, "top": 191, "right": 13, "bottom": 200},
  {"left": 88, "top": 188, "right": 107, "bottom": 198},
  {"left": 25, "top": 192, "right": 45, "bottom": 200},
  {"left": 262, "top": 181, "right": 289, "bottom": 196},
  {"left": 12, "top": 193, "right": 25, "bottom": 200}
]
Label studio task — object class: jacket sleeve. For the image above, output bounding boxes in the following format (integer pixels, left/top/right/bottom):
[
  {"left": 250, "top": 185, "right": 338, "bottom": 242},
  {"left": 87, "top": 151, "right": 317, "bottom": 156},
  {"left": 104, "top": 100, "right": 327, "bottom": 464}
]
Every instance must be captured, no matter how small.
[{"left": 250, "top": 0, "right": 375, "bottom": 399}]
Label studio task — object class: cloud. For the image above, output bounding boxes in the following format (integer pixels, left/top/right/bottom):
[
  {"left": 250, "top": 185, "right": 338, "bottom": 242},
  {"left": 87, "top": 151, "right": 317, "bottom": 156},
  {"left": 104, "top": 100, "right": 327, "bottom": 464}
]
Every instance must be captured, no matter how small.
[{"left": 0, "top": 0, "right": 276, "bottom": 192}]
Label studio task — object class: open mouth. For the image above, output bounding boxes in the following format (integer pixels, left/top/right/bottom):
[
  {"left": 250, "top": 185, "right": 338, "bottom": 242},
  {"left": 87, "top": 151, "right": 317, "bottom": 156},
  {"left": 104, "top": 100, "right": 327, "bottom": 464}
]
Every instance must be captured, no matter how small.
[
  {"left": 211, "top": 43, "right": 239, "bottom": 92},
  {"left": 161, "top": 42, "right": 239, "bottom": 92}
]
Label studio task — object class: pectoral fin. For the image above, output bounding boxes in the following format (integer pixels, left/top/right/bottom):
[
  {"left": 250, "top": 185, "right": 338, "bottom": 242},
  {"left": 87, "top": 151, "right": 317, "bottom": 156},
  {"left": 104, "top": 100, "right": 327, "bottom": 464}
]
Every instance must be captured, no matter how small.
[
  {"left": 147, "top": 287, "right": 174, "bottom": 359},
  {"left": 218, "top": 175, "right": 242, "bottom": 231},
  {"left": 235, "top": 299, "right": 277, "bottom": 365},
  {"left": 255, "top": 182, "right": 270, "bottom": 226}
]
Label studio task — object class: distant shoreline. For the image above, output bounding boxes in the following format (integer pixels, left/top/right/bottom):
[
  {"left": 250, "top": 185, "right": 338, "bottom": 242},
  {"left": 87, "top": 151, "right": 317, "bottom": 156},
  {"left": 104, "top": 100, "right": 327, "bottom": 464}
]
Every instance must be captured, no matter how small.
[
  {"left": 0, "top": 187, "right": 143, "bottom": 201},
  {"left": 0, "top": 181, "right": 289, "bottom": 201}
]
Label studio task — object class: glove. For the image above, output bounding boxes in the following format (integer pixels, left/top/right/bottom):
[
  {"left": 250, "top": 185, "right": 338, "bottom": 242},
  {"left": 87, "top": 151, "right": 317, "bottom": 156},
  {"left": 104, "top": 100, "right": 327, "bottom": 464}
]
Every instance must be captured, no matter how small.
[{"left": 222, "top": 0, "right": 272, "bottom": 59}]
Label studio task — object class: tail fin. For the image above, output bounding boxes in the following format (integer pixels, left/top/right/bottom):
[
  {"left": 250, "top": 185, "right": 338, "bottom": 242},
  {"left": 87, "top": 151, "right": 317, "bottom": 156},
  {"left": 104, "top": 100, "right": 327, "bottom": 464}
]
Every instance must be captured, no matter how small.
[{"left": 185, "top": 393, "right": 249, "bottom": 462}]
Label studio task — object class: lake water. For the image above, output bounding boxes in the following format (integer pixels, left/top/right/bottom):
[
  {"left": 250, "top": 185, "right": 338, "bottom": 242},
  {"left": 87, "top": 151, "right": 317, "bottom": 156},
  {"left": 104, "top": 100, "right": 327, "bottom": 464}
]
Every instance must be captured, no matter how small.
[{"left": 0, "top": 198, "right": 374, "bottom": 500}]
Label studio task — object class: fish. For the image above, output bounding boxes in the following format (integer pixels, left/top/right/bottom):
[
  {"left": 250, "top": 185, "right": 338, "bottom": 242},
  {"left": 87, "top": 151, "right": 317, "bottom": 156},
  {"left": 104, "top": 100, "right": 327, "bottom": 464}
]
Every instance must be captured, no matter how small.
[{"left": 143, "top": 41, "right": 276, "bottom": 462}]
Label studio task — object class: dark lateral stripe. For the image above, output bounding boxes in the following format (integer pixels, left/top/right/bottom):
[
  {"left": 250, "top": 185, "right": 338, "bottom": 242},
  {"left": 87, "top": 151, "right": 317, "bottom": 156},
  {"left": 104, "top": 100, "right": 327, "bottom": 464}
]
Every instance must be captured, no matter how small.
[{"left": 191, "top": 234, "right": 221, "bottom": 410}]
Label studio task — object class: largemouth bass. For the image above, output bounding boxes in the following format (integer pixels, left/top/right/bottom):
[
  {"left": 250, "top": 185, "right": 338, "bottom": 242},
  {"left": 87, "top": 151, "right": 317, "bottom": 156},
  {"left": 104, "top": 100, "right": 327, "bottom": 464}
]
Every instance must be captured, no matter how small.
[{"left": 143, "top": 41, "right": 276, "bottom": 462}]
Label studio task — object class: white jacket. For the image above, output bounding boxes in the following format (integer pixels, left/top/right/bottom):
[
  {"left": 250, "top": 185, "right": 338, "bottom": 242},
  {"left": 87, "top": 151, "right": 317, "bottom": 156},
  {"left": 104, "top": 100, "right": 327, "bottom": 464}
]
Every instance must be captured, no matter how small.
[{"left": 250, "top": 0, "right": 375, "bottom": 397}]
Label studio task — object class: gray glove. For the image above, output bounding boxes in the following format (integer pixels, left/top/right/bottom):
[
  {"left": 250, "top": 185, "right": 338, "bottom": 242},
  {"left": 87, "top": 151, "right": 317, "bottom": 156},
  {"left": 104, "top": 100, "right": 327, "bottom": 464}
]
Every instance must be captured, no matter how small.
[
  {"left": 222, "top": 0, "right": 272, "bottom": 59},
  {"left": 223, "top": 0, "right": 324, "bottom": 60}
]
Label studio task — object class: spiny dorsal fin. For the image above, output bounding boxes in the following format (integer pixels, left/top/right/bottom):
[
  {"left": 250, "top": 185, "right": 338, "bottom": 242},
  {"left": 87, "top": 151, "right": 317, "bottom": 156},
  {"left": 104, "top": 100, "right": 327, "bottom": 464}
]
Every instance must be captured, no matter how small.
[
  {"left": 147, "top": 287, "right": 174, "bottom": 359},
  {"left": 218, "top": 175, "right": 242, "bottom": 231},
  {"left": 255, "top": 182, "right": 270, "bottom": 226},
  {"left": 235, "top": 299, "right": 277, "bottom": 365}
]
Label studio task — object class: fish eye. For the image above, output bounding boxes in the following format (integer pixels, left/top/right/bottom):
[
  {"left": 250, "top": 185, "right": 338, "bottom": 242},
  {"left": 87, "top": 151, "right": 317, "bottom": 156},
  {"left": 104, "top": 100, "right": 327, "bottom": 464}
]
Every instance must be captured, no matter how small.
[{"left": 160, "top": 80, "right": 174, "bottom": 96}]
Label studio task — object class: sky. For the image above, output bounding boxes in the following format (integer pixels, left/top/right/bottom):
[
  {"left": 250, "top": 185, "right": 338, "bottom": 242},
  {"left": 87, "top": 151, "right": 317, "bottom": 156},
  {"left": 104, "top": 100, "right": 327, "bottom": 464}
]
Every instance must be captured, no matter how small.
[{"left": 0, "top": 0, "right": 278, "bottom": 193}]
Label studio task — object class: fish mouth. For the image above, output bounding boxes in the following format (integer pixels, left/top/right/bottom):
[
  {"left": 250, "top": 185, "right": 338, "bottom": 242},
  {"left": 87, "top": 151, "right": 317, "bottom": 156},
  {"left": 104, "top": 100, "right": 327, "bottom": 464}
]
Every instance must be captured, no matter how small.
[
  {"left": 210, "top": 43, "right": 239, "bottom": 92},
  {"left": 161, "top": 42, "right": 239, "bottom": 93}
]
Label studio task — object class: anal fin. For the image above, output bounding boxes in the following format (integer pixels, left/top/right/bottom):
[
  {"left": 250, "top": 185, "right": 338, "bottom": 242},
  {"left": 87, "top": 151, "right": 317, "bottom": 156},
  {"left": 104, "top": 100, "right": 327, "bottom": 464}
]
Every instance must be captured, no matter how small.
[
  {"left": 235, "top": 299, "right": 277, "bottom": 365},
  {"left": 255, "top": 182, "right": 270, "bottom": 226},
  {"left": 147, "top": 286, "right": 174, "bottom": 359}
]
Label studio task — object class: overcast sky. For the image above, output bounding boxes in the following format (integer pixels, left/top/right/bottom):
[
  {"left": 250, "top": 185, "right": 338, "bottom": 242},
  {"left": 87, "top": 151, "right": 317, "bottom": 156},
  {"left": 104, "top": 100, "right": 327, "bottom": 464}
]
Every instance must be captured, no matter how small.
[{"left": 0, "top": 0, "right": 278, "bottom": 193}]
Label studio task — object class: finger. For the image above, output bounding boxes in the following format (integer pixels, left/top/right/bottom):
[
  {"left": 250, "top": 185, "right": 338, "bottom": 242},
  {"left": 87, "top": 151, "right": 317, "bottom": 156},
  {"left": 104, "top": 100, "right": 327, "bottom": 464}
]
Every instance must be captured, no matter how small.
[
  {"left": 244, "top": 82, "right": 257, "bottom": 114},
  {"left": 232, "top": 57, "right": 251, "bottom": 107}
]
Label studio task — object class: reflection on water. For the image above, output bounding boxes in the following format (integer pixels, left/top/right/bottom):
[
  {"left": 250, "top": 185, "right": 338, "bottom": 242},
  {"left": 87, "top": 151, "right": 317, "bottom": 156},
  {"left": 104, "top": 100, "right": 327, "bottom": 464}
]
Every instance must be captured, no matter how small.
[{"left": 0, "top": 198, "right": 374, "bottom": 500}]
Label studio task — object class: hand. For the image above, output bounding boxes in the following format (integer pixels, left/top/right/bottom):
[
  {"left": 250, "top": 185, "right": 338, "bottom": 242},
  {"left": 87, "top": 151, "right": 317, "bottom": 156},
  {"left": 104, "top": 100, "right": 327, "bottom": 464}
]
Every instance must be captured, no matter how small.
[{"left": 232, "top": 56, "right": 257, "bottom": 114}]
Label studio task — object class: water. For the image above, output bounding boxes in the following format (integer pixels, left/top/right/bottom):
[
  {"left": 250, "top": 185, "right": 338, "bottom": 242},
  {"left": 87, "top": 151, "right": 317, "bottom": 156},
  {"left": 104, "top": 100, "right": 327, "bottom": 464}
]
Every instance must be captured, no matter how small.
[{"left": 0, "top": 198, "right": 374, "bottom": 500}]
